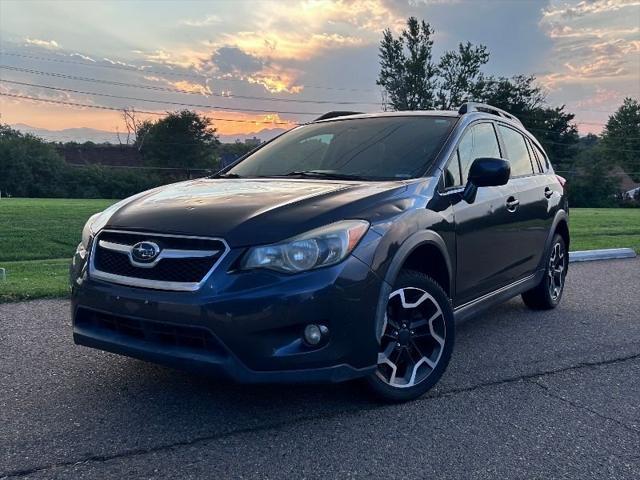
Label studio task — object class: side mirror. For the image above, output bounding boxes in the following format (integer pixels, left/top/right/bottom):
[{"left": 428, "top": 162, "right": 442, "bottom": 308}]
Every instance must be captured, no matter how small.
[{"left": 462, "top": 157, "right": 510, "bottom": 203}]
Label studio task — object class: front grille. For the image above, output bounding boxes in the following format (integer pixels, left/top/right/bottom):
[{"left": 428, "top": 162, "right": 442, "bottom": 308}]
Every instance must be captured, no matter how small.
[
  {"left": 76, "top": 308, "right": 227, "bottom": 355},
  {"left": 95, "top": 249, "right": 215, "bottom": 282},
  {"left": 91, "top": 230, "right": 228, "bottom": 288}
]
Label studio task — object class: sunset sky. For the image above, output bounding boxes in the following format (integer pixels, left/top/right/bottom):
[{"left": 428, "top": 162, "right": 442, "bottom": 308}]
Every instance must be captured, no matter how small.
[{"left": 1, "top": 0, "right": 638, "bottom": 139}]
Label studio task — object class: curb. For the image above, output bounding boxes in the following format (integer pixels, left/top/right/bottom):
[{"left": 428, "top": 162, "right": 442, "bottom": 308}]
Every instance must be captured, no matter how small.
[{"left": 569, "top": 248, "right": 637, "bottom": 263}]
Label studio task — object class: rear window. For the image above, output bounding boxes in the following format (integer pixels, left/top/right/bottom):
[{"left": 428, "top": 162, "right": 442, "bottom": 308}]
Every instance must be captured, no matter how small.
[
  {"left": 226, "top": 116, "right": 456, "bottom": 180},
  {"left": 497, "top": 125, "right": 534, "bottom": 177},
  {"left": 525, "top": 138, "right": 543, "bottom": 173},
  {"left": 531, "top": 140, "right": 550, "bottom": 171}
]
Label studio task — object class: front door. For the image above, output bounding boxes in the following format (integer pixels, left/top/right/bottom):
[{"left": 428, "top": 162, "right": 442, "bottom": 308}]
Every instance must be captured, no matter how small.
[{"left": 444, "top": 121, "right": 521, "bottom": 306}]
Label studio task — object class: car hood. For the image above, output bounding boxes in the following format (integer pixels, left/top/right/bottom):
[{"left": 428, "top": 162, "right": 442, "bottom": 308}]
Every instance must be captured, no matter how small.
[{"left": 104, "top": 178, "right": 411, "bottom": 247}]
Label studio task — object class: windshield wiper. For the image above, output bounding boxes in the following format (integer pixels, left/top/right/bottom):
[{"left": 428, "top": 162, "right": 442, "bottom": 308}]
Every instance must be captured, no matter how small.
[
  {"left": 272, "top": 170, "right": 369, "bottom": 181},
  {"left": 210, "top": 172, "right": 242, "bottom": 178}
]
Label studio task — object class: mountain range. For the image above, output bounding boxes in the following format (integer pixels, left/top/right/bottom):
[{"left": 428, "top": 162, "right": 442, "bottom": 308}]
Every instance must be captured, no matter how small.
[{"left": 9, "top": 123, "right": 288, "bottom": 144}]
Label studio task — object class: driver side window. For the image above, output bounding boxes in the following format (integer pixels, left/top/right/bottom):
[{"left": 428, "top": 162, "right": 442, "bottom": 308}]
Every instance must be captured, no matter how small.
[
  {"left": 459, "top": 123, "right": 501, "bottom": 184},
  {"left": 444, "top": 122, "right": 501, "bottom": 188}
]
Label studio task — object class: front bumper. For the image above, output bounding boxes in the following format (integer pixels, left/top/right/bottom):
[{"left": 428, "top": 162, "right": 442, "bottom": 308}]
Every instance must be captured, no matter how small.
[{"left": 70, "top": 238, "right": 383, "bottom": 383}]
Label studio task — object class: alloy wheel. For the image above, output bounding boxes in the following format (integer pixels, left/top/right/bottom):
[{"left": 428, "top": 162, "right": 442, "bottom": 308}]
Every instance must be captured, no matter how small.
[
  {"left": 376, "top": 287, "right": 447, "bottom": 388},
  {"left": 548, "top": 241, "right": 566, "bottom": 301}
]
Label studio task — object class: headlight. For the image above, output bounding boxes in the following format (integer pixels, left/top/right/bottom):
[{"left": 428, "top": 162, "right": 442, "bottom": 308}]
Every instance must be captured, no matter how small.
[
  {"left": 242, "top": 220, "right": 370, "bottom": 273},
  {"left": 81, "top": 213, "right": 101, "bottom": 249}
]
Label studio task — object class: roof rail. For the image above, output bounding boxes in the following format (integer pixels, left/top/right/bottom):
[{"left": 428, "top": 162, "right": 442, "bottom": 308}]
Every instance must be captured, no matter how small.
[
  {"left": 458, "top": 102, "right": 522, "bottom": 125},
  {"left": 314, "top": 111, "right": 363, "bottom": 121}
]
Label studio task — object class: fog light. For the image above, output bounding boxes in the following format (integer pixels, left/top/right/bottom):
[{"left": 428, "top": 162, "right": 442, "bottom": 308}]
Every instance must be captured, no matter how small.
[{"left": 304, "top": 324, "right": 326, "bottom": 346}]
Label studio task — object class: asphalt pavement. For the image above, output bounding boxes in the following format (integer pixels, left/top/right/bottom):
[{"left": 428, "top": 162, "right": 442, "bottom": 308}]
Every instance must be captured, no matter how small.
[{"left": 1, "top": 258, "right": 639, "bottom": 479}]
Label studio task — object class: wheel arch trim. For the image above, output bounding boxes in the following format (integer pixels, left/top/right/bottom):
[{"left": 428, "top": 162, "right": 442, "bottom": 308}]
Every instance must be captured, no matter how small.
[
  {"left": 541, "top": 209, "right": 569, "bottom": 271},
  {"left": 374, "top": 230, "right": 453, "bottom": 341}
]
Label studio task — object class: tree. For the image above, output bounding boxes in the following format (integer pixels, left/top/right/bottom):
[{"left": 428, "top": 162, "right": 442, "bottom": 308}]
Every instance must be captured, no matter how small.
[
  {"left": 471, "top": 74, "right": 545, "bottom": 115},
  {"left": 601, "top": 97, "right": 640, "bottom": 182},
  {"left": 377, "top": 19, "right": 579, "bottom": 168},
  {"left": 377, "top": 17, "right": 489, "bottom": 111},
  {"left": 436, "top": 42, "right": 489, "bottom": 110},
  {"left": 567, "top": 146, "right": 620, "bottom": 208},
  {"left": 472, "top": 75, "right": 579, "bottom": 169},
  {"left": 119, "top": 108, "right": 150, "bottom": 150},
  {"left": 137, "top": 110, "right": 220, "bottom": 170},
  {"left": 0, "top": 125, "right": 67, "bottom": 197},
  {"left": 377, "top": 17, "right": 437, "bottom": 110}
]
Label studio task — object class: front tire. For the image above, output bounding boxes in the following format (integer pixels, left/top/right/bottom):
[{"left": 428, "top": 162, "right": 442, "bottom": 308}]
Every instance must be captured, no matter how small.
[
  {"left": 366, "top": 270, "right": 455, "bottom": 402},
  {"left": 522, "top": 234, "right": 568, "bottom": 310}
]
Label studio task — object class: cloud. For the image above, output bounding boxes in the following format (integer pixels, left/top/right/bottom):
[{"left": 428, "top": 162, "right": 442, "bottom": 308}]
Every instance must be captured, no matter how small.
[
  {"left": 183, "top": 1, "right": 403, "bottom": 93},
  {"left": 539, "top": 1, "right": 640, "bottom": 86},
  {"left": 574, "top": 87, "right": 625, "bottom": 108},
  {"left": 212, "top": 47, "right": 265, "bottom": 76},
  {"left": 180, "top": 14, "right": 222, "bottom": 27},
  {"left": 131, "top": 48, "right": 210, "bottom": 69},
  {"left": 25, "top": 37, "right": 60, "bottom": 49},
  {"left": 170, "top": 80, "right": 213, "bottom": 96},
  {"left": 0, "top": 80, "right": 73, "bottom": 103},
  {"left": 543, "top": 0, "right": 640, "bottom": 18},
  {"left": 103, "top": 57, "right": 138, "bottom": 68},
  {"left": 197, "top": 111, "right": 297, "bottom": 136},
  {"left": 70, "top": 53, "right": 97, "bottom": 62},
  {"left": 204, "top": 46, "right": 304, "bottom": 93},
  {"left": 255, "top": 0, "right": 406, "bottom": 34},
  {"left": 120, "top": 1, "right": 398, "bottom": 95},
  {"left": 215, "top": 31, "right": 366, "bottom": 62},
  {"left": 244, "top": 66, "right": 305, "bottom": 94},
  {"left": 545, "top": 24, "right": 640, "bottom": 39},
  {"left": 140, "top": 75, "right": 213, "bottom": 95}
]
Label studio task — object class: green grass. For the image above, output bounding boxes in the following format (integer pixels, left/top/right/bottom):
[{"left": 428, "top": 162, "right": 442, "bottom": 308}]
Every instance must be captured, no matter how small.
[
  {"left": 1, "top": 198, "right": 115, "bottom": 302},
  {"left": 0, "top": 199, "right": 638, "bottom": 302},
  {"left": 0, "top": 198, "right": 115, "bottom": 262},
  {"left": 569, "top": 208, "right": 640, "bottom": 253},
  {"left": 0, "top": 259, "right": 71, "bottom": 302}
]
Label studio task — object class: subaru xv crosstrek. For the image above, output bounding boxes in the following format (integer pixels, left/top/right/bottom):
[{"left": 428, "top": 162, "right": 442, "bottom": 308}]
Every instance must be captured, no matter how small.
[{"left": 70, "top": 103, "right": 569, "bottom": 402}]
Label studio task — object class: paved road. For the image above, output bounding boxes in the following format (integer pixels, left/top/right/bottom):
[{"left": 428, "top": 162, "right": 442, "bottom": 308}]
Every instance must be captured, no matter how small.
[{"left": 1, "top": 259, "right": 639, "bottom": 479}]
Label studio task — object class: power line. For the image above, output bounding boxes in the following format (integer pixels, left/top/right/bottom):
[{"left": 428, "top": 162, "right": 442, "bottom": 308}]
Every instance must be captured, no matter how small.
[
  {"left": 0, "top": 56, "right": 378, "bottom": 101},
  {"left": 0, "top": 67, "right": 610, "bottom": 126},
  {"left": 0, "top": 51, "right": 208, "bottom": 79},
  {"left": 6, "top": 92, "right": 637, "bottom": 150},
  {"left": 0, "top": 65, "right": 618, "bottom": 125},
  {"left": 0, "top": 79, "right": 323, "bottom": 116},
  {"left": 0, "top": 51, "right": 614, "bottom": 115},
  {"left": 0, "top": 92, "right": 300, "bottom": 125},
  {"left": 524, "top": 127, "right": 640, "bottom": 140},
  {"left": 0, "top": 64, "right": 381, "bottom": 106},
  {"left": 535, "top": 140, "right": 640, "bottom": 153},
  {"left": 0, "top": 51, "right": 380, "bottom": 93}
]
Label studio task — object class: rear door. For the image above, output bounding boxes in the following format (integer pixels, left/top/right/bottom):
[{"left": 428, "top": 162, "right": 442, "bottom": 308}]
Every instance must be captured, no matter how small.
[
  {"left": 495, "top": 124, "right": 550, "bottom": 279},
  {"left": 446, "top": 122, "right": 518, "bottom": 306}
]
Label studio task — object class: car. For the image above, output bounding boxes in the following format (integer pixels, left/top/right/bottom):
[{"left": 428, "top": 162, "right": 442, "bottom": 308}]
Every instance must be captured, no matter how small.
[{"left": 70, "top": 102, "right": 569, "bottom": 402}]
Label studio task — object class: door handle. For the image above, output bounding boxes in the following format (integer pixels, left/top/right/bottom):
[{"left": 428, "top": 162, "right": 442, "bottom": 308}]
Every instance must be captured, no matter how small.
[
  {"left": 506, "top": 196, "right": 520, "bottom": 212},
  {"left": 544, "top": 187, "right": 553, "bottom": 199}
]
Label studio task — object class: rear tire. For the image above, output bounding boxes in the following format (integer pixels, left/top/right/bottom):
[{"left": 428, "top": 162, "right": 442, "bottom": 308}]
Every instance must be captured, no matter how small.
[
  {"left": 522, "top": 234, "right": 567, "bottom": 310},
  {"left": 366, "top": 270, "right": 455, "bottom": 402}
]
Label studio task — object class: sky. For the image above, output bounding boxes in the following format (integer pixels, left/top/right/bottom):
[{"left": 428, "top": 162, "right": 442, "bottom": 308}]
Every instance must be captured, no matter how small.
[{"left": 0, "top": 0, "right": 638, "bottom": 140}]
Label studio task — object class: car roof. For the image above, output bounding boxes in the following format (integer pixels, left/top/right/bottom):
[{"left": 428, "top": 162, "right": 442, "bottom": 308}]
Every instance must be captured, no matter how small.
[{"left": 313, "top": 110, "right": 461, "bottom": 123}]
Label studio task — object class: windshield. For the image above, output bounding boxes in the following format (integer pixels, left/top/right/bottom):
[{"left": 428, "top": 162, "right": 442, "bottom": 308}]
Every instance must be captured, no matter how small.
[{"left": 225, "top": 116, "right": 456, "bottom": 180}]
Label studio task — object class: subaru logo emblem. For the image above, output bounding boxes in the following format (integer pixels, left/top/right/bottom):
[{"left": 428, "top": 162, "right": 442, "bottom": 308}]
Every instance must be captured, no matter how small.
[{"left": 131, "top": 241, "right": 161, "bottom": 263}]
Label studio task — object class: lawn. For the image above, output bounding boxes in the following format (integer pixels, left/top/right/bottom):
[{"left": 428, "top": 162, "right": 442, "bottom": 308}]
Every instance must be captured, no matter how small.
[
  {"left": 0, "top": 199, "right": 638, "bottom": 302},
  {"left": 568, "top": 208, "right": 640, "bottom": 253},
  {"left": 1, "top": 198, "right": 115, "bottom": 302}
]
